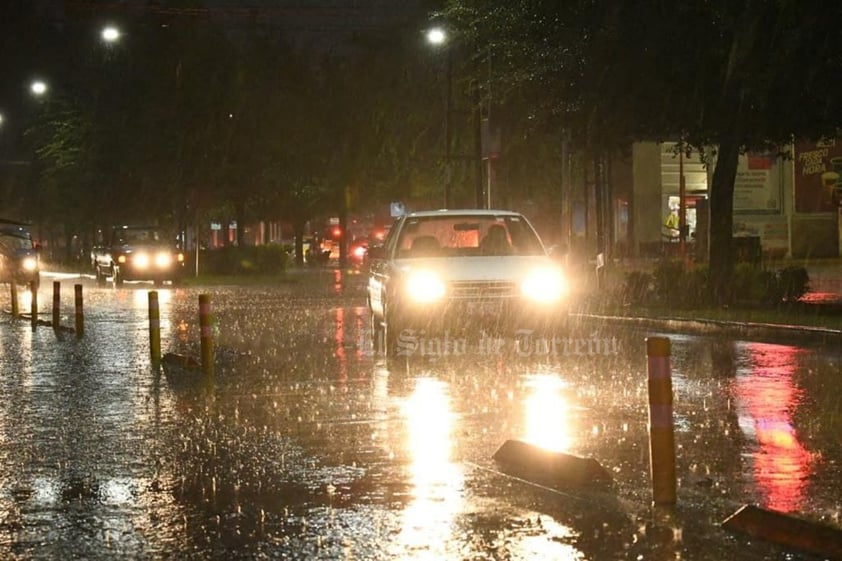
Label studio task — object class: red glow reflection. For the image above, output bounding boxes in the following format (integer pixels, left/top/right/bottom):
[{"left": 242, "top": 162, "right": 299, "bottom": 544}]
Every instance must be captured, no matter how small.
[
  {"left": 735, "top": 343, "right": 813, "bottom": 512},
  {"left": 334, "top": 307, "right": 347, "bottom": 382}
]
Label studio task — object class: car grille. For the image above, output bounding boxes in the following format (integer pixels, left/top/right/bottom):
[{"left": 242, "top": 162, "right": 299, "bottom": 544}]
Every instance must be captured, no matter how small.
[{"left": 449, "top": 280, "right": 518, "bottom": 299}]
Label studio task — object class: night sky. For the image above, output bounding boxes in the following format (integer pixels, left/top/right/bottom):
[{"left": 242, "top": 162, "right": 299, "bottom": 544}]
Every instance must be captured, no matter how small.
[{"left": 36, "top": 1, "right": 429, "bottom": 35}]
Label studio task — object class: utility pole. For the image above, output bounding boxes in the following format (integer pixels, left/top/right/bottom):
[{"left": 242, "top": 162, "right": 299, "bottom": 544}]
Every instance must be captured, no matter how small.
[
  {"left": 679, "top": 143, "right": 687, "bottom": 260},
  {"left": 473, "top": 79, "right": 483, "bottom": 209},
  {"left": 444, "top": 49, "right": 452, "bottom": 209}
]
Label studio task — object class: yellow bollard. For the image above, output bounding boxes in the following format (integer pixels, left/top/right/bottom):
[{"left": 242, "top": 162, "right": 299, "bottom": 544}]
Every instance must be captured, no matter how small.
[
  {"left": 74, "top": 284, "right": 84, "bottom": 337},
  {"left": 30, "top": 280, "right": 38, "bottom": 331},
  {"left": 646, "top": 336, "right": 676, "bottom": 506},
  {"left": 10, "top": 282, "right": 19, "bottom": 319},
  {"left": 53, "top": 281, "right": 61, "bottom": 329},
  {"left": 199, "top": 294, "right": 214, "bottom": 377},
  {"left": 148, "top": 291, "right": 161, "bottom": 367}
]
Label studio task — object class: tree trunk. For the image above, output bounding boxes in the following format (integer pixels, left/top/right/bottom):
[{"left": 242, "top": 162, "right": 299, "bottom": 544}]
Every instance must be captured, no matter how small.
[
  {"left": 708, "top": 135, "right": 741, "bottom": 303},
  {"left": 293, "top": 220, "right": 305, "bottom": 266}
]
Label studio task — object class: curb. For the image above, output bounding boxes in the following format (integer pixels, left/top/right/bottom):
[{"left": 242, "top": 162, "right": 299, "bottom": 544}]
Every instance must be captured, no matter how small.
[{"left": 574, "top": 313, "right": 842, "bottom": 345}]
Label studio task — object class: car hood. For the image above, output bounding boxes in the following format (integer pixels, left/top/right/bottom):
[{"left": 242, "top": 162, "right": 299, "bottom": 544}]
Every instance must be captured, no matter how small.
[{"left": 393, "top": 255, "right": 560, "bottom": 282}]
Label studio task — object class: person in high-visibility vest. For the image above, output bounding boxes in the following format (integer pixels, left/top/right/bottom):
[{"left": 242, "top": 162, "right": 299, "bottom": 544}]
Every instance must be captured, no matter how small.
[{"left": 663, "top": 205, "right": 680, "bottom": 239}]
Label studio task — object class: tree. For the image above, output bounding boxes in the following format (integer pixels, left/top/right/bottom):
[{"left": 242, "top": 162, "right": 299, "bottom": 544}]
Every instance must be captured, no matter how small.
[{"left": 443, "top": 0, "right": 842, "bottom": 302}]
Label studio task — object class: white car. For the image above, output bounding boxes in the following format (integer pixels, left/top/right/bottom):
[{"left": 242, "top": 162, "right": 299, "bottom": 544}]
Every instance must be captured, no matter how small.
[{"left": 366, "top": 209, "right": 570, "bottom": 356}]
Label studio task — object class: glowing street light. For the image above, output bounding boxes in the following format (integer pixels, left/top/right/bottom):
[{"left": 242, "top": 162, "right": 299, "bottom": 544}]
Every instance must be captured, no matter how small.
[
  {"left": 426, "top": 27, "right": 446, "bottom": 46},
  {"left": 30, "top": 80, "right": 47, "bottom": 96},
  {"left": 101, "top": 26, "right": 121, "bottom": 43}
]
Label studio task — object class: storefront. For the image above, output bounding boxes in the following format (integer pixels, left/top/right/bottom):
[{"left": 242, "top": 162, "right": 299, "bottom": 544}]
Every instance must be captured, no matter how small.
[
  {"left": 659, "top": 142, "right": 707, "bottom": 248},
  {"left": 633, "top": 141, "right": 809, "bottom": 260}
]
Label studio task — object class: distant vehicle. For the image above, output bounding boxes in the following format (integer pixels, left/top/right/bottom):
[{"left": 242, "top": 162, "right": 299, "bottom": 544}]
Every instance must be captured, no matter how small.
[
  {"left": 349, "top": 239, "right": 368, "bottom": 267},
  {"left": 366, "top": 209, "right": 570, "bottom": 356},
  {"left": 91, "top": 225, "right": 185, "bottom": 286},
  {"left": 0, "top": 219, "right": 40, "bottom": 288},
  {"left": 303, "top": 236, "right": 331, "bottom": 266}
]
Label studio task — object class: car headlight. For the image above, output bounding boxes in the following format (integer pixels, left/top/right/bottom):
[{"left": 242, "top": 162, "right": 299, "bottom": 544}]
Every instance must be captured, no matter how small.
[
  {"left": 154, "top": 251, "right": 173, "bottom": 268},
  {"left": 405, "top": 270, "right": 446, "bottom": 303},
  {"left": 133, "top": 252, "right": 150, "bottom": 269},
  {"left": 521, "top": 267, "right": 568, "bottom": 303},
  {"left": 21, "top": 256, "right": 37, "bottom": 272}
]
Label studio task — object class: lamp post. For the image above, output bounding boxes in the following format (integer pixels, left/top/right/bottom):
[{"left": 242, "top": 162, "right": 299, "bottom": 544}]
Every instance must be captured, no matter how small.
[
  {"left": 101, "top": 26, "right": 121, "bottom": 43},
  {"left": 427, "top": 27, "right": 452, "bottom": 209},
  {"left": 480, "top": 46, "right": 496, "bottom": 210},
  {"left": 30, "top": 80, "right": 48, "bottom": 97}
]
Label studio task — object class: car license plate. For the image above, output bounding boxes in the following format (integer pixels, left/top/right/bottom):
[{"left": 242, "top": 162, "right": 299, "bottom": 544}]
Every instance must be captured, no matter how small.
[{"left": 466, "top": 300, "right": 503, "bottom": 317}]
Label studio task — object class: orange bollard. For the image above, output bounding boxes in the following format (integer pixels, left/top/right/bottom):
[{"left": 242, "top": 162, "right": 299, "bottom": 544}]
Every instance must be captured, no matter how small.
[
  {"left": 646, "top": 336, "right": 676, "bottom": 505},
  {"left": 199, "top": 294, "right": 214, "bottom": 377},
  {"left": 53, "top": 281, "right": 61, "bottom": 328},
  {"left": 74, "top": 284, "right": 84, "bottom": 337},
  {"left": 30, "top": 280, "right": 38, "bottom": 331},
  {"left": 10, "top": 282, "right": 19, "bottom": 319},
  {"left": 148, "top": 291, "right": 161, "bottom": 368}
]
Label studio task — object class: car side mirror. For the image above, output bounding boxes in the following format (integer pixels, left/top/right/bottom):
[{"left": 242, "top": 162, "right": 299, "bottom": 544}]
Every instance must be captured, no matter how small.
[{"left": 367, "top": 245, "right": 385, "bottom": 260}]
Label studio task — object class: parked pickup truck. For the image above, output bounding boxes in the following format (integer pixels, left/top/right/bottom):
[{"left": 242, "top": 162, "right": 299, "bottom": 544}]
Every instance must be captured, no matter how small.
[
  {"left": 0, "top": 219, "right": 40, "bottom": 289},
  {"left": 91, "top": 225, "right": 185, "bottom": 286}
]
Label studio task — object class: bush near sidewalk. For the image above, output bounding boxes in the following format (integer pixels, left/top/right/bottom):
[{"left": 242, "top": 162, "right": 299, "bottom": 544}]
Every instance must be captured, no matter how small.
[{"left": 621, "top": 260, "right": 809, "bottom": 308}]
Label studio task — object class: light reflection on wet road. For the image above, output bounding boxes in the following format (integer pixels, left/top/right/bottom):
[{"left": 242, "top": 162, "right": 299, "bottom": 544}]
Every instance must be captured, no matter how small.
[{"left": 0, "top": 271, "right": 840, "bottom": 559}]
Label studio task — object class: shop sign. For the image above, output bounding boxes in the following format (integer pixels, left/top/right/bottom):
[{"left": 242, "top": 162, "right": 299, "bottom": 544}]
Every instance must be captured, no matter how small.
[
  {"left": 734, "top": 151, "right": 782, "bottom": 214},
  {"left": 794, "top": 139, "right": 842, "bottom": 213}
]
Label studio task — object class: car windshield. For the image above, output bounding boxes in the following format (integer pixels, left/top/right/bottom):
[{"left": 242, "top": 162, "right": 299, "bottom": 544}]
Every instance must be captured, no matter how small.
[
  {"left": 395, "top": 215, "right": 545, "bottom": 258},
  {"left": 0, "top": 231, "right": 34, "bottom": 251},
  {"left": 116, "top": 228, "right": 161, "bottom": 244}
]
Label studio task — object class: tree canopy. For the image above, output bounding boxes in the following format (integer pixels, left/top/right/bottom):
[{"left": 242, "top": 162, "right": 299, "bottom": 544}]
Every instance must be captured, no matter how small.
[
  {"left": 442, "top": 0, "right": 842, "bottom": 300},
  {"left": 3, "top": 1, "right": 447, "bottom": 260}
]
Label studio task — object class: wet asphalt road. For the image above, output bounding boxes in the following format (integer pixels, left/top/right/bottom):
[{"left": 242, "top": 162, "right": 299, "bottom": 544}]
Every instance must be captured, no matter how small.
[{"left": 0, "top": 270, "right": 841, "bottom": 560}]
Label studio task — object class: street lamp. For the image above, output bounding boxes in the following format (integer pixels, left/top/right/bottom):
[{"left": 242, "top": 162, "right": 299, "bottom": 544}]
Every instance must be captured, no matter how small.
[
  {"left": 426, "top": 27, "right": 446, "bottom": 46},
  {"left": 427, "top": 27, "right": 452, "bottom": 208},
  {"left": 101, "top": 26, "right": 121, "bottom": 43},
  {"left": 30, "top": 80, "right": 47, "bottom": 97}
]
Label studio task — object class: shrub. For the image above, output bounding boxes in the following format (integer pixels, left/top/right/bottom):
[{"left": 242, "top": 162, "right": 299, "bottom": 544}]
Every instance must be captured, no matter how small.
[
  {"left": 732, "top": 263, "right": 810, "bottom": 306},
  {"left": 734, "top": 263, "right": 790, "bottom": 306},
  {"left": 683, "top": 266, "right": 711, "bottom": 308},
  {"left": 778, "top": 266, "right": 810, "bottom": 302},
  {"left": 622, "top": 271, "right": 654, "bottom": 306},
  {"left": 621, "top": 262, "right": 810, "bottom": 309},
  {"left": 652, "top": 259, "right": 687, "bottom": 305}
]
